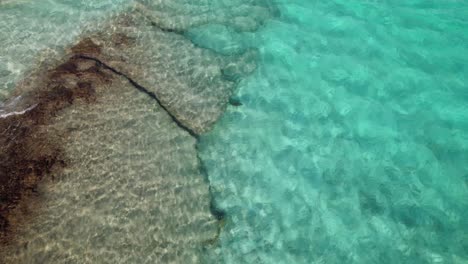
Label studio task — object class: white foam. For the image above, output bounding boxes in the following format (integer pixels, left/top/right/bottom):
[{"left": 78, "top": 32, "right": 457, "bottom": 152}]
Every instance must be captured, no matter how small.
[{"left": 0, "top": 103, "right": 37, "bottom": 119}]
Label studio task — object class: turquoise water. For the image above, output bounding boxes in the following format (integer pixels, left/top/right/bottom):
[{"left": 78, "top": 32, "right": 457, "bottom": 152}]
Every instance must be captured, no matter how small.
[
  {"left": 1, "top": 0, "right": 468, "bottom": 263},
  {"left": 197, "top": 1, "right": 468, "bottom": 263}
]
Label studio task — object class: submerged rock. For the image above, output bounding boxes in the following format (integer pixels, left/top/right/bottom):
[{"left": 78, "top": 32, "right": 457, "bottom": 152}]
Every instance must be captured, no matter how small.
[
  {"left": 0, "top": 5, "right": 264, "bottom": 262},
  {"left": 0, "top": 51, "right": 219, "bottom": 263},
  {"left": 0, "top": 14, "right": 246, "bottom": 264}
]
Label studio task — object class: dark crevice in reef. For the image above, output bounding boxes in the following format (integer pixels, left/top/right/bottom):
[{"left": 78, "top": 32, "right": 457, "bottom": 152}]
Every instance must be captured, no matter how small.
[
  {"left": 198, "top": 155, "right": 226, "bottom": 222},
  {"left": 148, "top": 21, "right": 185, "bottom": 35},
  {"left": 134, "top": 8, "right": 186, "bottom": 35},
  {"left": 228, "top": 96, "right": 243, "bottom": 107},
  {"left": 75, "top": 55, "right": 198, "bottom": 138},
  {"left": 195, "top": 145, "right": 227, "bottom": 247},
  {"left": 209, "top": 196, "right": 226, "bottom": 221},
  {"left": 194, "top": 142, "right": 227, "bottom": 246},
  {"left": 72, "top": 38, "right": 198, "bottom": 137},
  {"left": 194, "top": 142, "right": 226, "bottom": 221}
]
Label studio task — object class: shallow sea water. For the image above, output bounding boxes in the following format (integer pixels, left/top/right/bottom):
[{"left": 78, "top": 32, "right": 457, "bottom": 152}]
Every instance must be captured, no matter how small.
[
  {"left": 1, "top": 0, "right": 467, "bottom": 264},
  {"left": 198, "top": 1, "right": 468, "bottom": 263},
  {"left": 0, "top": 0, "right": 133, "bottom": 97}
]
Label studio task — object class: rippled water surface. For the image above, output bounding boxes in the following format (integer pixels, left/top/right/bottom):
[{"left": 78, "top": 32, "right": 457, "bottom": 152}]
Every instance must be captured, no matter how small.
[
  {"left": 1, "top": 0, "right": 468, "bottom": 263},
  {"left": 0, "top": 0, "right": 134, "bottom": 97},
  {"left": 198, "top": 1, "right": 468, "bottom": 263}
]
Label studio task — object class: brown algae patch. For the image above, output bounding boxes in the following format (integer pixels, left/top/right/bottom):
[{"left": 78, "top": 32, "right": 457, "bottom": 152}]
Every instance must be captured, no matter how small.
[{"left": 0, "top": 55, "right": 110, "bottom": 244}]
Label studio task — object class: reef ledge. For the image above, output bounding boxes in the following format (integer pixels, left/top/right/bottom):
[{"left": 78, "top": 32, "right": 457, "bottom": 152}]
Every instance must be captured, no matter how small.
[{"left": 0, "top": 9, "right": 254, "bottom": 263}]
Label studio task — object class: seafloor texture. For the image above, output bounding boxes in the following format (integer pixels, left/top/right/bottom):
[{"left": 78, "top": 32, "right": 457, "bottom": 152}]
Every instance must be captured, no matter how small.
[
  {"left": 77, "top": 11, "right": 257, "bottom": 134},
  {"left": 0, "top": 47, "right": 220, "bottom": 263},
  {"left": 0, "top": 2, "right": 272, "bottom": 262}
]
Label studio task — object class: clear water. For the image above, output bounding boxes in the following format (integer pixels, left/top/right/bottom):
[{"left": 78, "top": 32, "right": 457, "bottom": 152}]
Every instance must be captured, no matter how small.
[
  {"left": 198, "top": 1, "right": 468, "bottom": 263},
  {"left": 1, "top": 0, "right": 467, "bottom": 263},
  {"left": 0, "top": 0, "right": 135, "bottom": 98}
]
